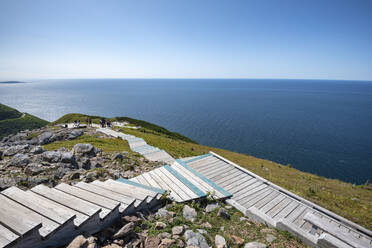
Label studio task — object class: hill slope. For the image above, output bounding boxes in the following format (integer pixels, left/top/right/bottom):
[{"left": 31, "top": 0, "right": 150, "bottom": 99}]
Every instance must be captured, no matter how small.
[{"left": 0, "top": 103, "right": 49, "bottom": 139}]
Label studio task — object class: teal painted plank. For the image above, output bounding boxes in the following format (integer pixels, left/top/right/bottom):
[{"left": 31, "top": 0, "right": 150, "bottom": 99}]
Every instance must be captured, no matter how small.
[
  {"left": 184, "top": 153, "right": 212, "bottom": 164},
  {"left": 176, "top": 159, "right": 232, "bottom": 197},
  {"left": 164, "top": 165, "right": 206, "bottom": 198},
  {"left": 117, "top": 177, "right": 166, "bottom": 194}
]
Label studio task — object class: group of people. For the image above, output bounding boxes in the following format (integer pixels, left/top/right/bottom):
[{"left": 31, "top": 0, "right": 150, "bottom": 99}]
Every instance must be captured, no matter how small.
[{"left": 99, "top": 118, "right": 111, "bottom": 128}]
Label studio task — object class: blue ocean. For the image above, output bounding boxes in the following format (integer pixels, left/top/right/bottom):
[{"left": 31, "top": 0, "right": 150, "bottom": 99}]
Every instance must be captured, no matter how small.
[{"left": 1, "top": 79, "right": 371, "bottom": 184}]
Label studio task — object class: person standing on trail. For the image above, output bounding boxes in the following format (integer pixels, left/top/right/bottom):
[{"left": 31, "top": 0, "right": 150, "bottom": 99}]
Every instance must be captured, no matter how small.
[{"left": 89, "top": 119, "right": 92, "bottom": 127}]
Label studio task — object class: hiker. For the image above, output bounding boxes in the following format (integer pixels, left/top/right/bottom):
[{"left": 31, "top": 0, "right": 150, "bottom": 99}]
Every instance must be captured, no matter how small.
[
  {"left": 107, "top": 120, "right": 111, "bottom": 128},
  {"left": 85, "top": 117, "right": 89, "bottom": 125},
  {"left": 89, "top": 119, "right": 92, "bottom": 127}
]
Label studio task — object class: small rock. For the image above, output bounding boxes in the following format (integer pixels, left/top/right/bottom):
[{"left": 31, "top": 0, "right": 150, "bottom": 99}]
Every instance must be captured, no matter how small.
[
  {"left": 205, "top": 203, "right": 219, "bottom": 213},
  {"left": 184, "top": 230, "right": 209, "bottom": 248},
  {"left": 78, "top": 157, "right": 91, "bottom": 170},
  {"left": 225, "top": 205, "right": 232, "bottom": 209},
  {"left": 112, "top": 152, "right": 124, "bottom": 160},
  {"left": 231, "top": 235, "right": 244, "bottom": 245},
  {"left": 145, "top": 236, "right": 160, "bottom": 248},
  {"left": 172, "top": 226, "right": 184, "bottom": 235},
  {"left": 112, "top": 222, "right": 134, "bottom": 239},
  {"left": 215, "top": 235, "right": 227, "bottom": 248},
  {"left": 159, "top": 238, "right": 176, "bottom": 248},
  {"left": 217, "top": 208, "right": 230, "bottom": 219},
  {"left": 200, "top": 222, "right": 212, "bottom": 229},
  {"left": 220, "top": 226, "right": 225, "bottom": 231},
  {"left": 177, "top": 239, "right": 185, "bottom": 247},
  {"left": 30, "top": 145, "right": 45, "bottom": 154},
  {"left": 158, "top": 232, "right": 172, "bottom": 239},
  {"left": 155, "top": 221, "right": 167, "bottom": 230},
  {"left": 183, "top": 205, "right": 197, "bottom": 222},
  {"left": 69, "top": 130, "right": 83, "bottom": 139},
  {"left": 197, "top": 229, "right": 208, "bottom": 235},
  {"left": 122, "top": 215, "right": 140, "bottom": 223},
  {"left": 260, "top": 228, "right": 275, "bottom": 234},
  {"left": 61, "top": 152, "right": 75, "bottom": 163},
  {"left": 42, "top": 151, "right": 62, "bottom": 163},
  {"left": 67, "top": 235, "right": 88, "bottom": 248},
  {"left": 9, "top": 154, "right": 30, "bottom": 167},
  {"left": 266, "top": 234, "right": 276, "bottom": 243},
  {"left": 102, "top": 245, "right": 121, "bottom": 248},
  {"left": 156, "top": 208, "right": 169, "bottom": 218},
  {"left": 244, "top": 242, "right": 267, "bottom": 248},
  {"left": 70, "top": 172, "right": 80, "bottom": 180}
]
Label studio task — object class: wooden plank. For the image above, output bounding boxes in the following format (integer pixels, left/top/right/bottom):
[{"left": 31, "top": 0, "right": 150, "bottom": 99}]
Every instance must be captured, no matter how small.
[
  {"left": 237, "top": 187, "right": 270, "bottom": 206},
  {"left": 55, "top": 183, "right": 120, "bottom": 210},
  {"left": 267, "top": 197, "right": 292, "bottom": 218},
  {"left": 31, "top": 184, "right": 102, "bottom": 218},
  {"left": 191, "top": 159, "right": 226, "bottom": 171},
  {"left": 187, "top": 156, "right": 219, "bottom": 167},
  {"left": 2, "top": 187, "right": 76, "bottom": 225},
  {"left": 304, "top": 212, "right": 369, "bottom": 248},
  {"left": 237, "top": 184, "right": 269, "bottom": 205},
  {"left": 233, "top": 181, "right": 263, "bottom": 199},
  {"left": 0, "top": 224, "right": 19, "bottom": 247},
  {"left": 183, "top": 154, "right": 212, "bottom": 164},
  {"left": 260, "top": 194, "right": 286, "bottom": 213},
  {"left": 136, "top": 175, "right": 151, "bottom": 186},
  {"left": 273, "top": 200, "right": 299, "bottom": 220},
  {"left": 222, "top": 177, "right": 256, "bottom": 193},
  {"left": 200, "top": 163, "right": 235, "bottom": 177},
  {"left": 212, "top": 169, "right": 247, "bottom": 184},
  {"left": 130, "top": 177, "right": 141, "bottom": 183},
  {"left": 74, "top": 182, "right": 135, "bottom": 205},
  {"left": 0, "top": 194, "right": 57, "bottom": 238},
  {"left": 148, "top": 170, "right": 182, "bottom": 202},
  {"left": 293, "top": 208, "right": 312, "bottom": 227},
  {"left": 91, "top": 180, "right": 150, "bottom": 200},
  {"left": 285, "top": 204, "right": 306, "bottom": 223},
  {"left": 241, "top": 188, "right": 273, "bottom": 208},
  {"left": 253, "top": 191, "right": 280, "bottom": 209},
  {"left": 142, "top": 172, "right": 162, "bottom": 188},
  {"left": 108, "top": 179, "right": 161, "bottom": 196},
  {"left": 172, "top": 164, "right": 224, "bottom": 198},
  {"left": 157, "top": 167, "right": 196, "bottom": 200}
]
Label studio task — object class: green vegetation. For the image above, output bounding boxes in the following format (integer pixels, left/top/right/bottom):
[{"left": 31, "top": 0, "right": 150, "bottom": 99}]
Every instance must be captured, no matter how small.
[
  {"left": 119, "top": 126, "right": 372, "bottom": 230},
  {"left": 0, "top": 103, "right": 49, "bottom": 139},
  {"left": 43, "top": 134, "right": 132, "bottom": 154},
  {"left": 0, "top": 103, "right": 22, "bottom": 120},
  {"left": 53, "top": 113, "right": 196, "bottom": 143},
  {"left": 144, "top": 200, "right": 305, "bottom": 247}
]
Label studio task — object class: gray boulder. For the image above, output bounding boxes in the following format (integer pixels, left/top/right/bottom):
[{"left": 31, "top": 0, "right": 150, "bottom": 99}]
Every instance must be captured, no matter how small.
[
  {"left": 183, "top": 205, "right": 197, "bottom": 222},
  {"left": 61, "top": 152, "right": 75, "bottom": 163},
  {"left": 9, "top": 154, "right": 30, "bottom": 167},
  {"left": 30, "top": 145, "right": 45, "bottom": 154},
  {"left": 89, "top": 157, "right": 102, "bottom": 168},
  {"left": 215, "top": 235, "right": 227, "bottom": 248},
  {"left": 112, "top": 152, "right": 124, "bottom": 160},
  {"left": 217, "top": 208, "right": 230, "bottom": 219},
  {"left": 205, "top": 203, "right": 219, "bottom": 213},
  {"left": 38, "top": 132, "right": 53, "bottom": 145},
  {"left": 112, "top": 222, "right": 135, "bottom": 239},
  {"left": 73, "top": 143, "right": 96, "bottom": 157},
  {"left": 25, "top": 163, "right": 46, "bottom": 175},
  {"left": 0, "top": 177, "right": 17, "bottom": 190},
  {"left": 68, "top": 130, "right": 83, "bottom": 140},
  {"left": 78, "top": 157, "right": 91, "bottom": 170},
  {"left": 4, "top": 144, "right": 29, "bottom": 156},
  {"left": 184, "top": 230, "right": 209, "bottom": 248},
  {"left": 156, "top": 208, "right": 169, "bottom": 218},
  {"left": 42, "top": 151, "right": 62, "bottom": 163},
  {"left": 244, "top": 242, "right": 267, "bottom": 248}
]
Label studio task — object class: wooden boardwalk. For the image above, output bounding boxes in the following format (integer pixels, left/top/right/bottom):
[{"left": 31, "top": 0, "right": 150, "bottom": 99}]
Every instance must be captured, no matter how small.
[
  {"left": 97, "top": 128, "right": 175, "bottom": 164},
  {"left": 182, "top": 152, "right": 372, "bottom": 248},
  {"left": 1, "top": 126, "right": 371, "bottom": 247}
]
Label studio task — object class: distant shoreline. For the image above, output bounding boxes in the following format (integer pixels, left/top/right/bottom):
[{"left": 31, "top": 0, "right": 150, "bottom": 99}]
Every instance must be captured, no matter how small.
[{"left": 0, "top": 81, "right": 28, "bottom": 84}]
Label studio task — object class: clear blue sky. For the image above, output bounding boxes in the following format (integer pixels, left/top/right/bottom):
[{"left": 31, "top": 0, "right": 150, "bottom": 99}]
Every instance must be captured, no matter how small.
[{"left": 0, "top": 0, "right": 371, "bottom": 81}]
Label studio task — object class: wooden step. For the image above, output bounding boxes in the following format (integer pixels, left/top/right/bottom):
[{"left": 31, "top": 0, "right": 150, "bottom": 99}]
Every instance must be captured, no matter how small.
[
  {"left": 92, "top": 180, "right": 152, "bottom": 201},
  {"left": 0, "top": 224, "right": 19, "bottom": 248},
  {"left": 30, "top": 184, "right": 104, "bottom": 219},
  {"left": 2, "top": 187, "right": 76, "bottom": 226},
  {"left": 116, "top": 177, "right": 166, "bottom": 195},
  {"left": 74, "top": 182, "right": 136, "bottom": 213}
]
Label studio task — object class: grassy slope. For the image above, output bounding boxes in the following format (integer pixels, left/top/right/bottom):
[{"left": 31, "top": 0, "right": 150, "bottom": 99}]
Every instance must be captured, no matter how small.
[
  {"left": 0, "top": 103, "right": 49, "bottom": 139},
  {"left": 53, "top": 113, "right": 196, "bottom": 143},
  {"left": 0, "top": 103, "right": 22, "bottom": 120},
  {"left": 120, "top": 127, "right": 372, "bottom": 230}
]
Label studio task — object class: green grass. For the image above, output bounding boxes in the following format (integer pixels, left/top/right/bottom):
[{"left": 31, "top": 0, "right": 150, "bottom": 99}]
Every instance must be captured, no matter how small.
[
  {"left": 0, "top": 103, "right": 22, "bottom": 120},
  {"left": 119, "top": 127, "right": 372, "bottom": 230},
  {"left": 53, "top": 113, "right": 196, "bottom": 143},
  {"left": 0, "top": 113, "right": 49, "bottom": 139},
  {"left": 43, "top": 134, "right": 132, "bottom": 153}
]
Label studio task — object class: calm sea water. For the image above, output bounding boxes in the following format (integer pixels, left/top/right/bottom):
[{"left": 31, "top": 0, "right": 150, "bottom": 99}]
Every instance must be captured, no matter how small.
[{"left": 1, "top": 79, "right": 371, "bottom": 184}]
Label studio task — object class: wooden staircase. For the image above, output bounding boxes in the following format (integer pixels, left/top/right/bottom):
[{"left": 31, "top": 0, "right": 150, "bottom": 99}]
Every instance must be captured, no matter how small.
[{"left": 0, "top": 179, "right": 165, "bottom": 248}]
